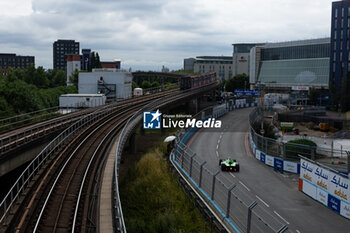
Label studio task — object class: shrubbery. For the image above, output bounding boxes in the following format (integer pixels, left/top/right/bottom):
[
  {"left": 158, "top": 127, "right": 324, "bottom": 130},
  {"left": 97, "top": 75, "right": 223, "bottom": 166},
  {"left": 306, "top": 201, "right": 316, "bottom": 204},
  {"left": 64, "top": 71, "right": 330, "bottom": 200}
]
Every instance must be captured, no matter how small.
[
  {"left": 120, "top": 149, "right": 210, "bottom": 233},
  {"left": 285, "top": 139, "right": 317, "bottom": 159}
]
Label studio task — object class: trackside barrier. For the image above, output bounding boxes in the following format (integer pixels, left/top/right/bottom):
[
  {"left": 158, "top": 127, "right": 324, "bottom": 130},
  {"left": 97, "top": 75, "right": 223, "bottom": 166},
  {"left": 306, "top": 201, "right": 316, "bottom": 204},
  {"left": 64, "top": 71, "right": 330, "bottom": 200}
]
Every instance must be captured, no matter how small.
[
  {"left": 249, "top": 108, "right": 350, "bottom": 220},
  {"left": 248, "top": 108, "right": 350, "bottom": 175},
  {"left": 173, "top": 103, "right": 290, "bottom": 233},
  {"left": 113, "top": 84, "right": 218, "bottom": 232},
  {"left": 299, "top": 156, "right": 350, "bottom": 220}
]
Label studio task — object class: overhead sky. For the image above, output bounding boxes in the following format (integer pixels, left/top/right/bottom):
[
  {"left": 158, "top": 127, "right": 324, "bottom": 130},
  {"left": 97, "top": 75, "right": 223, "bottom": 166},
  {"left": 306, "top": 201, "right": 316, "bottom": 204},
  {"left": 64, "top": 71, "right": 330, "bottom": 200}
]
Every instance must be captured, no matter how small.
[{"left": 0, "top": 0, "right": 333, "bottom": 71}]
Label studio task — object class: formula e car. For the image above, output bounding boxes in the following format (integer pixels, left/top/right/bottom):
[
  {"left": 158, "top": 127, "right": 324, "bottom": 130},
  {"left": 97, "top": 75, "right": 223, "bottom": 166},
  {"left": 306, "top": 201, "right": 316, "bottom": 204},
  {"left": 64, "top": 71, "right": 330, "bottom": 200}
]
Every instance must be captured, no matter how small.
[{"left": 219, "top": 158, "right": 239, "bottom": 172}]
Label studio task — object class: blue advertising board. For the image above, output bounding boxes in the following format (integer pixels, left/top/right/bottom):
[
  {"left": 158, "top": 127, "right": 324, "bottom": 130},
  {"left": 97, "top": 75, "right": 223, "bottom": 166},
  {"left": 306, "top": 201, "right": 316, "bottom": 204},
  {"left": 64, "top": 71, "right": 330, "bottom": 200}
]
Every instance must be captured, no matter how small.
[
  {"left": 327, "top": 195, "right": 341, "bottom": 214},
  {"left": 260, "top": 152, "right": 266, "bottom": 163},
  {"left": 274, "top": 158, "right": 284, "bottom": 171},
  {"left": 234, "top": 89, "right": 260, "bottom": 96}
]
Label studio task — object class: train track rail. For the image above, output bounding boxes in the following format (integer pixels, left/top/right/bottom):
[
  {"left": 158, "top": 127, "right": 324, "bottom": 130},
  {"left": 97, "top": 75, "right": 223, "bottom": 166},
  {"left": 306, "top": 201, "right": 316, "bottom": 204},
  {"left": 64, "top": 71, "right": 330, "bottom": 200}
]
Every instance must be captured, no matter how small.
[
  {"left": 0, "top": 89, "right": 179, "bottom": 157},
  {"left": 1, "top": 83, "right": 219, "bottom": 233},
  {"left": 5, "top": 102, "right": 148, "bottom": 233}
]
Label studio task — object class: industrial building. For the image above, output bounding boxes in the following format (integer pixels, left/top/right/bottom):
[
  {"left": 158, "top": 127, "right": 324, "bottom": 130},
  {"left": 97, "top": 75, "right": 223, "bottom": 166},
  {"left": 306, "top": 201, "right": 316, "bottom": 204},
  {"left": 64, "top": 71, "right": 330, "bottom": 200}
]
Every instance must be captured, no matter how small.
[
  {"left": 59, "top": 94, "right": 106, "bottom": 109},
  {"left": 53, "top": 39, "right": 80, "bottom": 70},
  {"left": 101, "top": 59, "right": 121, "bottom": 69},
  {"left": 78, "top": 69, "right": 132, "bottom": 101},
  {"left": 0, "top": 53, "right": 34, "bottom": 72},
  {"left": 249, "top": 38, "right": 330, "bottom": 92}
]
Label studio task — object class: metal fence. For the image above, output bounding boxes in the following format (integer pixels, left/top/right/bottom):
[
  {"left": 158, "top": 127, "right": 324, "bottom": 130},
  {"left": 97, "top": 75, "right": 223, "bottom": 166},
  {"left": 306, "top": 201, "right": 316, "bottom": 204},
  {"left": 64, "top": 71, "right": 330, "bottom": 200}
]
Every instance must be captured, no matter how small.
[
  {"left": 113, "top": 84, "right": 218, "bottom": 232},
  {"left": 249, "top": 108, "right": 350, "bottom": 172},
  {"left": 0, "top": 104, "right": 120, "bottom": 225},
  {"left": 172, "top": 106, "right": 291, "bottom": 233}
]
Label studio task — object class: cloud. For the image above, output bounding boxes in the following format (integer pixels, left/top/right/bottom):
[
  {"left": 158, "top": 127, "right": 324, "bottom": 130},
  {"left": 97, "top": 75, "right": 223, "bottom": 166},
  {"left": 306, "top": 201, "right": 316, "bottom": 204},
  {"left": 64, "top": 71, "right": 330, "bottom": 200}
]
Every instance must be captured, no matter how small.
[{"left": 0, "top": 0, "right": 333, "bottom": 70}]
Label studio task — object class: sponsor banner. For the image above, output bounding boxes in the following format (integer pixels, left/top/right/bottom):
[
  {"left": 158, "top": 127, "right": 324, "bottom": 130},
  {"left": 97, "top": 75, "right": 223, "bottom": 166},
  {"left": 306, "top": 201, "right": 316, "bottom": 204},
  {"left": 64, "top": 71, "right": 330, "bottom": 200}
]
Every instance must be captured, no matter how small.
[
  {"left": 265, "top": 155, "right": 274, "bottom": 167},
  {"left": 260, "top": 152, "right": 265, "bottom": 163},
  {"left": 329, "top": 173, "right": 350, "bottom": 203},
  {"left": 255, "top": 150, "right": 261, "bottom": 160},
  {"left": 284, "top": 160, "right": 299, "bottom": 173},
  {"left": 327, "top": 194, "right": 341, "bottom": 214},
  {"left": 303, "top": 180, "right": 317, "bottom": 199},
  {"left": 301, "top": 158, "right": 350, "bottom": 203},
  {"left": 300, "top": 159, "right": 317, "bottom": 184},
  {"left": 274, "top": 158, "right": 284, "bottom": 170},
  {"left": 340, "top": 201, "right": 350, "bottom": 219},
  {"left": 316, "top": 188, "right": 328, "bottom": 206},
  {"left": 314, "top": 166, "right": 330, "bottom": 192}
]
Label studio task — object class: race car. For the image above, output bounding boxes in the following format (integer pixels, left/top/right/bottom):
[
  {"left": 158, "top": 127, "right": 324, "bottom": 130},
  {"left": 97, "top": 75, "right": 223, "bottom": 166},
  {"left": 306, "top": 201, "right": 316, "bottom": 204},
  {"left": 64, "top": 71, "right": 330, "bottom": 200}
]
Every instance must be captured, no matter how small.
[{"left": 219, "top": 158, "right": 239, "bottom": 172}]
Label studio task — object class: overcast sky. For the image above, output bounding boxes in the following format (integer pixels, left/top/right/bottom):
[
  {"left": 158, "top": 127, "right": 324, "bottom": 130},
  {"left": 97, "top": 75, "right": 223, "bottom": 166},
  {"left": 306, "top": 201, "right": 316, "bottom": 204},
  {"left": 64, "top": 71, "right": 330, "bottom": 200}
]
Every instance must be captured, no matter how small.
[{"left": 0, "top": 0, "right": 333, "bottom": 71}]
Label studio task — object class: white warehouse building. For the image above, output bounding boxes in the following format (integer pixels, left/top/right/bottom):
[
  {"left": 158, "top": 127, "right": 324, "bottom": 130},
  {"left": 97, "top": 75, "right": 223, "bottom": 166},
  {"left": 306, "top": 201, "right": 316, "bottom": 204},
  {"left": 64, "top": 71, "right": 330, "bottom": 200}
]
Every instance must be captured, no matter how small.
[{"left": 79, "top": 69, "right": 132, "bottom": 101}]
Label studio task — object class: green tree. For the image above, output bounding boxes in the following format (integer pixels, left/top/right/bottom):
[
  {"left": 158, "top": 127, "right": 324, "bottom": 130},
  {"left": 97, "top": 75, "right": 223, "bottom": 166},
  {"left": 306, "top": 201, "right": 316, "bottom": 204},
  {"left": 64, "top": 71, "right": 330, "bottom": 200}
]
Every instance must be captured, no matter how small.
[
  {"left": 95, "top": 52, "right": 102, "bottom": 68},
  {"left": 69, "top": 70, "right": 79, "bottom": 89},
  {"left": 52, "top": 70, "right": 66, "bottom": 86},
  {"left": 23, "top": 65, "right": 49, "bottom": 88},
  {"left": 151, "top": 81, "right": 160, "bottom": 88},
  {"left": 132, "top": 81, "right": 137, "bottom": 90},
  {"left": 141, "top": 80, "right": 151, "bottom": 89},
  {"left": 224, "top": 73, "right": 249, "bottom": 92}
]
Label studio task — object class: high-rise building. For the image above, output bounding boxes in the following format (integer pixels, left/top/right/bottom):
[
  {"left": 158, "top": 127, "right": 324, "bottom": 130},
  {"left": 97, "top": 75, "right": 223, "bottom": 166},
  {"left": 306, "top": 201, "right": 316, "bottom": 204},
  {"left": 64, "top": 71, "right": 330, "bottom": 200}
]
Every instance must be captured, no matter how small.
[
  {"left": 330, "top": 1, "right": 350, "bottom": 88},
  {"left": 81, "top": 49, "right": 91, "bottom": 71},
  {"left": 0, "top": 53, "right": 34, "bottom": 72},
  {"left": 53, "top": 39, "right": 79, "bottom": 70}
]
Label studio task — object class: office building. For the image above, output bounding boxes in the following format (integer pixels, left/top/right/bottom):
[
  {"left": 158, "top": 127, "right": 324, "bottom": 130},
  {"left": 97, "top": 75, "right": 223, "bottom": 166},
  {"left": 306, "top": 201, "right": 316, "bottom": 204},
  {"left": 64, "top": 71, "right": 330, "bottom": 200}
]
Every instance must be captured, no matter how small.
[
  {"left": 81, "top": 49, "right": 91, "bottom": 71},
  {"left": 330, "top": 1, "right": 350, "bottom": 88},
  {"left": 193, "top": 56, "right": 233, "bottom": 81},
  {"left": 250, "top": 38, "right": 330, "bottom": 91},
  {"left": 232, "top": 43, "right": 264, "bottom": 76},
  {"left": 184, "top": 58, "right": 196, "bottom": 71},
  {"left": 53, "top": 39, "right": 79, "bottom": 70},
  {"left": 0, "top": 53, "right": 34, "bottom": 72}
]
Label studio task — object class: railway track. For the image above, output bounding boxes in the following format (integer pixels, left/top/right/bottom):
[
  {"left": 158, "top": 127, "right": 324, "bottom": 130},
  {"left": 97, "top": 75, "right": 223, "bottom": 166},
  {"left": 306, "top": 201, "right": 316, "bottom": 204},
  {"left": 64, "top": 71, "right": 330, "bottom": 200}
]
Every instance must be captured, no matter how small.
[
  {"left": 0, "top": 89, "right": 179, "bottom": 157},
  {"left": 1, "top": 83, "right": 219, "bottom": 233}
]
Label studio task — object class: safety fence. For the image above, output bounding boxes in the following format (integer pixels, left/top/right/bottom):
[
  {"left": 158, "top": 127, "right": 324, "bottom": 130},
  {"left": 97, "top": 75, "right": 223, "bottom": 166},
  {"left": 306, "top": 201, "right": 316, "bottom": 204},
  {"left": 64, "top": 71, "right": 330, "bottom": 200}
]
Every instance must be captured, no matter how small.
[
  {"left": 249, "top": 108, "right": 350, "bottom": 174},
  {"left": 113, "top": 84, "right": 217, "bottom": 232},
  {"left": 0, "top": 104, "right": 119, "bottom": 225},
  {"left": 172, "top": 104, "right": 290, "bottom": 233}
]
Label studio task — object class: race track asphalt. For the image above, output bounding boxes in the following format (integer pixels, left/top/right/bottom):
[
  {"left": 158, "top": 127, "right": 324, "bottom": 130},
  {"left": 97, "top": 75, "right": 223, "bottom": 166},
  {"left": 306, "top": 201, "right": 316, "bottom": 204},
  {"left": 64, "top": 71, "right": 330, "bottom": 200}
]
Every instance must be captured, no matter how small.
[{"left": 188, "top": 107, "right": 350, "bottom": 233}]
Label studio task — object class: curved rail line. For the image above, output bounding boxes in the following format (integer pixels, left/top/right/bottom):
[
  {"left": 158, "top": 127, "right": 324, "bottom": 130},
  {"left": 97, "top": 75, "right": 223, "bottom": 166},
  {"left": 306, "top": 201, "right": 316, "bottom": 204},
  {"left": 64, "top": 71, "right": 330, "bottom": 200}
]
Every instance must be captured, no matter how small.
[{"left": 0, "top": 82, "right": 219, "bottom": 233}]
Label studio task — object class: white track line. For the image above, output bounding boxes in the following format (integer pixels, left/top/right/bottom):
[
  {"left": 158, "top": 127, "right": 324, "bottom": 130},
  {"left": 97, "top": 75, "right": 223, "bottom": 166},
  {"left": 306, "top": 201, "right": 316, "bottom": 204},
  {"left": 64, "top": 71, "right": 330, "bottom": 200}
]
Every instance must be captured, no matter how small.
[
  {"left": 216, "top": 144, "right": 219, "bottom": 150},
  {"left": 229, "top": 173, "right": 236, "bottom": 178},
  {"left": 273, "top": 210, "right": 290, "bottom": 225},
  {"left": 239, "top": 181, "right": 250, "bottom": 191},
  {"left": 216, "top": 150, "right": 219, "bottom": 157},
  {"left": 255, "top": 195, "right": 269, "bottom": 207},
  {"left": 296, "top": 230, "right": 301, "bottom": 233}
]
